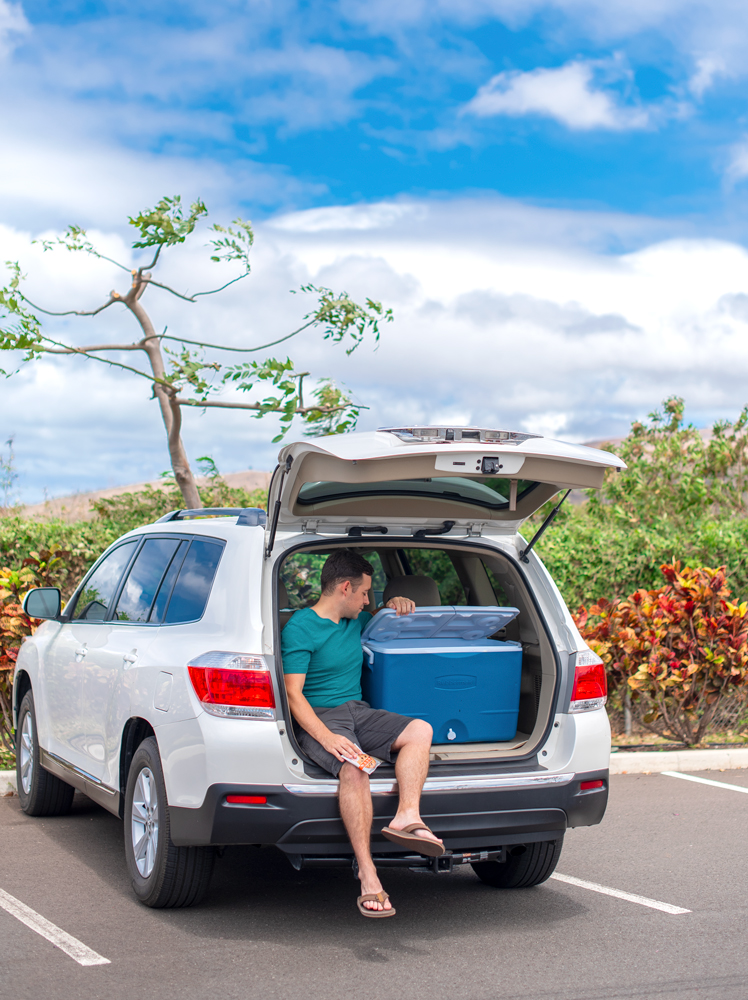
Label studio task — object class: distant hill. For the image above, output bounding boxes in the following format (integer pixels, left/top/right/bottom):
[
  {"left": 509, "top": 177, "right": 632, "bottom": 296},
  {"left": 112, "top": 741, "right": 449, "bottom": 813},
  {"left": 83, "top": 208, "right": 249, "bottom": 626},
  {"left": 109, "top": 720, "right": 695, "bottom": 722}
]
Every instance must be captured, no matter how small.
[{"left": 17, "top": 470, "right": 272, "bottom": 522}]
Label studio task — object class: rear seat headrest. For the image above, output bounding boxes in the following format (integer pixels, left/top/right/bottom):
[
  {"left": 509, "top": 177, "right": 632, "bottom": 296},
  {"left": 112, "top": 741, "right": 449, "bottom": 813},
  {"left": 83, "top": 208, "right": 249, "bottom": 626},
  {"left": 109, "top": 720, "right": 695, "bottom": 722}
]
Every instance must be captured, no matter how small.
[
  {"left": 383, "top": 575, "right": 441, "bottom": 607},
  {"left": 278, "top": 580, "right": 289, "bottom": 609}
]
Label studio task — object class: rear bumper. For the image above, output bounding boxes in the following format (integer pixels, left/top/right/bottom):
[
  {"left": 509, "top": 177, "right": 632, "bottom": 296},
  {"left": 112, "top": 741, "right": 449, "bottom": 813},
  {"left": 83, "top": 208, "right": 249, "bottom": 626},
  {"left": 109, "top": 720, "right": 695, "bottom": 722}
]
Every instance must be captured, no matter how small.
[{"left": 169, "top": 768, "right": 608, "bottom": 850}]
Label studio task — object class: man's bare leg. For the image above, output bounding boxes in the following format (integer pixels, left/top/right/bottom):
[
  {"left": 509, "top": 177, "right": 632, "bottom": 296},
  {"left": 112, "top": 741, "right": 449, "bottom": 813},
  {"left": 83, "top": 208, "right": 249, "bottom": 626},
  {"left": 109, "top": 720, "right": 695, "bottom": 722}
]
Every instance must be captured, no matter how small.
[
  {"left": 338, "top": 762, "right": 392, "bottom": 912},
  {"left": 387, "top": 719, "right": 443, "bottom": 849}
]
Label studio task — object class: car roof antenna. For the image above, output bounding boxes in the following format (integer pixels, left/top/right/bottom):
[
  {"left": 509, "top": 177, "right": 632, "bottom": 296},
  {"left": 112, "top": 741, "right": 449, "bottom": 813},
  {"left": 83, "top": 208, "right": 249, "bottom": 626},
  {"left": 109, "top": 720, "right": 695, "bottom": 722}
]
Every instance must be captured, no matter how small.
[{"left": 518, "top": 489, "right": 572, "bottom": 564}]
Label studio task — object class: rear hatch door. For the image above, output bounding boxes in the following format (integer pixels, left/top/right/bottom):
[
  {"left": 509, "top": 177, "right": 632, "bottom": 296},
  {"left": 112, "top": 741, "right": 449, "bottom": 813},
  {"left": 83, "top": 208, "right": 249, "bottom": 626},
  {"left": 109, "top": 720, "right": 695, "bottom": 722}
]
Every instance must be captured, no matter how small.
[{"left": 265, "top": 426, "right": 624, "bottom": 542}]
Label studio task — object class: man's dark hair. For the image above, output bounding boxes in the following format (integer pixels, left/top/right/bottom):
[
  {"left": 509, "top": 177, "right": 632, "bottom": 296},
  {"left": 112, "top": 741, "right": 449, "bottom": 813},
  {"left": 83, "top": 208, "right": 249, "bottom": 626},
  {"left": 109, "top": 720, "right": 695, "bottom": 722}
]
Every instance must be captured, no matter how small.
[{"left": 320, "top": 549, "right": 374, "bottom": 595}]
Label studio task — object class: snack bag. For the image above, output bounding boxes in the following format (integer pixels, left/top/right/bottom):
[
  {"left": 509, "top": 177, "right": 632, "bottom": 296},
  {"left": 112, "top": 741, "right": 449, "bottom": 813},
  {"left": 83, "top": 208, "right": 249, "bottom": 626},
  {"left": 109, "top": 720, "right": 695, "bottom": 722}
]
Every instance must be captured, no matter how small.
[{"left": 340, "top": 745, "right": 383, "bottom": 774}]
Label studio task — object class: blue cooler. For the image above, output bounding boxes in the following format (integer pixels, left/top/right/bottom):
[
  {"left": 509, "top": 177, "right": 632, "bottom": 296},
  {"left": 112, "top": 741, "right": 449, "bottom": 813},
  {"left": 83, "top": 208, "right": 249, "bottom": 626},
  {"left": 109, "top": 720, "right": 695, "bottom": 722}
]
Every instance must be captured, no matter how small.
[{"left": 361, "top": 607, "right": 522, "bottom": 744}]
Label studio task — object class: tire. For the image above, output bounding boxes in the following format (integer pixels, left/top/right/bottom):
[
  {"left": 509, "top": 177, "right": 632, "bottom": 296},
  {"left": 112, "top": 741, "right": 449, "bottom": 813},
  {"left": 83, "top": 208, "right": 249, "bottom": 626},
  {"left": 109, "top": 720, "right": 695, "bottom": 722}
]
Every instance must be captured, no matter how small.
[
  {"left": 15, "top": 690, "right": 74, "bottom": 817},
  {"left": 124, "top": 736, "right": 214, "bottom": 908},
  {"left": 471, "top": 838, "right": 563, "bottom": 889}
]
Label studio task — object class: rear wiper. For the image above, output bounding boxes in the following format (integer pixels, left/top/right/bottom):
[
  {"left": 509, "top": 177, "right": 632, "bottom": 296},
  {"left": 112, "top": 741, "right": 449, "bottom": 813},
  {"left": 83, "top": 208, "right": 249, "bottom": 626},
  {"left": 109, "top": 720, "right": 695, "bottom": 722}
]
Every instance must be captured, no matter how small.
[{"left": 519, "top": 490, "right": 571, "bottom": 564}]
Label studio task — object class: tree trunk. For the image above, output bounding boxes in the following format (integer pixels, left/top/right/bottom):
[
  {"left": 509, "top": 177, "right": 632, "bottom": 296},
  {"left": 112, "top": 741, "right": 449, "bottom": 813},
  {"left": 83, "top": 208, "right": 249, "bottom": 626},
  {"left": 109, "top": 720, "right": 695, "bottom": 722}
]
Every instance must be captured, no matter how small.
[{"left": 125, "top": 278, "right": 202, "bottom": 509}]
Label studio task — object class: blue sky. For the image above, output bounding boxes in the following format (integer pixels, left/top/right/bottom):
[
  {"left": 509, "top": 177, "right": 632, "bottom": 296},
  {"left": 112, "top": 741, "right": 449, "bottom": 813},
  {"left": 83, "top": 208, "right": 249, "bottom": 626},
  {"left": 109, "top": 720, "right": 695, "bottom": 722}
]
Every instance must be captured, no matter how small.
[
  {"left": 3, "top": 0, "right": 748, "bottom": 501},
  {"left": 7, "top": 0, "right": 748, "bottom": 224}
]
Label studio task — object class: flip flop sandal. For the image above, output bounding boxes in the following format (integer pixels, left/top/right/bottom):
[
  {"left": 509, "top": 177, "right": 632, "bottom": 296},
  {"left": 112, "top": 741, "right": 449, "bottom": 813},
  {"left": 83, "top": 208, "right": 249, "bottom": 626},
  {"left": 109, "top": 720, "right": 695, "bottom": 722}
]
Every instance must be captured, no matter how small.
[
  {"left": 380, "top": 823, "right": 445, "bottom": 857},
  {"left": 357, "top": 891, "right": 396, "bottom": 918}
]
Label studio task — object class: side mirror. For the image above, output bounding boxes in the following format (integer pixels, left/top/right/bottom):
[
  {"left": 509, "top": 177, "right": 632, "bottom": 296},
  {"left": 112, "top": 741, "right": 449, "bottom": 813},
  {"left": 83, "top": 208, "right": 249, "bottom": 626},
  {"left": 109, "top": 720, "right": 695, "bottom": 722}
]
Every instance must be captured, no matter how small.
[{"left": 23, "top": 588, "right": 62, "bottom": 620}]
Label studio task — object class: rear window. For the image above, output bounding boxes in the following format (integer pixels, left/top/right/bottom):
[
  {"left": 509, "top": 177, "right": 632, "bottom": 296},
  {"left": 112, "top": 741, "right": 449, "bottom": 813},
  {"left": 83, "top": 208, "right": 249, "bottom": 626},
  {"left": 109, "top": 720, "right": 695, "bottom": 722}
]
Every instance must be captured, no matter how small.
[
  {"left": 297, "top": 477, "right": 539, "bottom": 511},
  {"left": 163, "top": 538, "right": 224, "bottom": 624}
]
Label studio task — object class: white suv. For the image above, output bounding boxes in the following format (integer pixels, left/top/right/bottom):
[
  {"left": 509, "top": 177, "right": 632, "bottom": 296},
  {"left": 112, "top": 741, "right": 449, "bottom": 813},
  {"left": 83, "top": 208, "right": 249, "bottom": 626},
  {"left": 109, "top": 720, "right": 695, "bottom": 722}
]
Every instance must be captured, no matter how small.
[{"left": 14, "top": 426, "right": 623, "bottom": 907}]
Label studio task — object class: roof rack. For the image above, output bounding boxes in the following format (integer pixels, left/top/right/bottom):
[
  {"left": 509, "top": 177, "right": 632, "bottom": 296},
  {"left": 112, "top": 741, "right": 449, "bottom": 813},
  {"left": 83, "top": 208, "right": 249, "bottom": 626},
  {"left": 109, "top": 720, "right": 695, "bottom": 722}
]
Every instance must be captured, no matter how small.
[
  {"left": 154, "top": 507, "right": 267, "bottom": 526},
  {"left": 378, "top": 426, "right": 541, "bottom": 445}
]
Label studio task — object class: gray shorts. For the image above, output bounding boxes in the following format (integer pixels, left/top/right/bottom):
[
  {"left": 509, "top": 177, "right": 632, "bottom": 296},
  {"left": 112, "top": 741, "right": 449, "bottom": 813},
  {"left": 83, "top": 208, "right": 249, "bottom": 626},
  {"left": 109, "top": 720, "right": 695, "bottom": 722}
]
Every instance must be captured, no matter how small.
[{"left": 295, "top": 700, "right": 413, "bottom": 777}]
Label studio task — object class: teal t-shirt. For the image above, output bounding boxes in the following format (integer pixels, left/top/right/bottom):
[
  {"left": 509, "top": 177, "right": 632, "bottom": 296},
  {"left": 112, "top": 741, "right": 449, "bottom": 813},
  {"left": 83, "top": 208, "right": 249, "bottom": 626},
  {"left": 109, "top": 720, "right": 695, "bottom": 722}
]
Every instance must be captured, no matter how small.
[{"left": 281, "top": 607, "right": 373, "bottom": 708}]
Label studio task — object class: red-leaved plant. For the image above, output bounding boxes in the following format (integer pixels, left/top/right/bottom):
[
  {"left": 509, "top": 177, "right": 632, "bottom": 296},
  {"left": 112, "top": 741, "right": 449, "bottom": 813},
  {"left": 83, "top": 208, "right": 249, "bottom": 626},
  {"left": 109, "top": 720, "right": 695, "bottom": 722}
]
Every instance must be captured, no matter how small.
[
  {"left": 574, "top": 563, "right": 748, "bottom": 746},
  {"left": 0, "top": 550, "right": 68, "bottom": 752}
]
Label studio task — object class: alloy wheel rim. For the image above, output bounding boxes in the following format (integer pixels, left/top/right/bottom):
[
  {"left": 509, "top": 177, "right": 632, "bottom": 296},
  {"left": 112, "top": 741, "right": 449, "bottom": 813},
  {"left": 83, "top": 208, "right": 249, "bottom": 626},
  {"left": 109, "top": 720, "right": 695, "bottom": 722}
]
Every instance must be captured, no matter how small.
[
  {"left": 19, "top": 710, "right": 34, "bottom": 795},
  {"left": 131, "top": 767, "right": 159, "bottom": 878}
]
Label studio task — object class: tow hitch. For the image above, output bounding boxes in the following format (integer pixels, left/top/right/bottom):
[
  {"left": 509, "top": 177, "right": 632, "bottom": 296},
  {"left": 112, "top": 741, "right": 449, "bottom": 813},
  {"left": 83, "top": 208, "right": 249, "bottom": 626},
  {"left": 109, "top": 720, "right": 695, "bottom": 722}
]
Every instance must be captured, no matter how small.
[
  {"left": 286, "top": 848, "right": 507, "bottom": 875},
  {"left": 407, "top": 848, "right": 506, "bottom": 874}
]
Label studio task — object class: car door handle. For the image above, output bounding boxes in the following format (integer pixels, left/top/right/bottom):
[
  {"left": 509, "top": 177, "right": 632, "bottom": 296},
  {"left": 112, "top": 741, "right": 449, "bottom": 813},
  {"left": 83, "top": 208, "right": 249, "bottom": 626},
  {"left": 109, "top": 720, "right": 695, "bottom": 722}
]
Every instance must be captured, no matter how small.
[
  {"left": 75, "top": 646, "right": 87, "bottom": 661},
  {"left": 123, "top": 652, "right": 138, "bottom": 665}
]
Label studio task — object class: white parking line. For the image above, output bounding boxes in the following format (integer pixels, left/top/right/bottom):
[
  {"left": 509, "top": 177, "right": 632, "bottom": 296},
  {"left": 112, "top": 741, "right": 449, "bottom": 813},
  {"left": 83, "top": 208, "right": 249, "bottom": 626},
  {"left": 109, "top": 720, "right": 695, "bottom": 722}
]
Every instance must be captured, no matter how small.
[
  {"left": 0, "top": 888, "right": 110, "bottom": 966},
  {"left": 550, "top": 873, "right": 691, "bottom": 914},
  {"left": 662, "top": 770, "right": 748, "bottom": 794}
]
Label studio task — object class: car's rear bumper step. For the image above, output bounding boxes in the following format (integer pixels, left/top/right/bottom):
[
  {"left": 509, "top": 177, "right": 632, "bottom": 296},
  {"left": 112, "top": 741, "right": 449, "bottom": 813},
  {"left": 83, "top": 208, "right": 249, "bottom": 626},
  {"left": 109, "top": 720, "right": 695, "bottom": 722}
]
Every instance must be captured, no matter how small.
[{"left": 168, "top": 769, "right": 608, "bottom": 848}]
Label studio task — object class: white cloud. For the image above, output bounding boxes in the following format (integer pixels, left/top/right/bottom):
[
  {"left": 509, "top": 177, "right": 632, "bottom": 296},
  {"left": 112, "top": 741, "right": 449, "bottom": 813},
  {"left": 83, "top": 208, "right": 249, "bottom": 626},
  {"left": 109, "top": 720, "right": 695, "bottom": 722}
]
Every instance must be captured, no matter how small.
[
  {"left": 725, "top": 140, "right": 748, "bottom": 185},
  {"left": 5, "top": 196, "right": 748, "bottom": 503},
  {"left": 688, "top": 55, "right": 725, "bottom": 98},
  {"left": 462, "top": 61, "right": 650, "bottom": 131},
  {"left": 0, "top": 0, "right": 27, "bottom": 58}
]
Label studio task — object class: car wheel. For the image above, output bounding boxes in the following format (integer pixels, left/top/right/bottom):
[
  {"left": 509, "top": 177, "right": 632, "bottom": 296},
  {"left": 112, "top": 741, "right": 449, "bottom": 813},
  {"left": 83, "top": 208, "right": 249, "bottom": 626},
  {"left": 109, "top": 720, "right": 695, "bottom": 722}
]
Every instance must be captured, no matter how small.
[
  {"left": 15, "top": 690, "right": 74, "bottom": 816},
  {"left": 471, "top": 838, "right": 563, "bottom": 888},
  {"left": 124, "top": 736, "right": 214, "bottom": 908}
]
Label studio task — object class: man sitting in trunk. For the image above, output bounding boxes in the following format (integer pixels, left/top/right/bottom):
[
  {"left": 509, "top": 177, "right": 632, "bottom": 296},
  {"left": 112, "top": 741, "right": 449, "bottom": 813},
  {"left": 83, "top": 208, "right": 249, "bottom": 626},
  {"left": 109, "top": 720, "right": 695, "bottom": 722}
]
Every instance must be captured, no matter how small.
[{"left": 282, "top": 549, "right": 444, "bottom": 918}]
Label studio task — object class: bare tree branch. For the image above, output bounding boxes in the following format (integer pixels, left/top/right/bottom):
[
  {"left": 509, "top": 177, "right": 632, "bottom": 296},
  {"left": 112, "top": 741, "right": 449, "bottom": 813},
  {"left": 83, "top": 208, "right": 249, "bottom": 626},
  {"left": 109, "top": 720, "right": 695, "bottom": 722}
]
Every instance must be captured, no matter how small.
[
  {"left": 175, "top": 397, "right": 365, "bottom": 415},
  {"left": 38, "top": 335, "right": 160, "bottom": 383},
  {"left": 42, "top": 342, "right": 146, "bottom": 354},
  {"left": 160, "top": 319, "right": 315, "bottom": 354},
  {"left": 139, "top": 271, "right": 249, "bottom": 303},
  {"left": 18, "top": 293, "right": 119, "bottom": 318},
  {"left": 138, "top": 244, "right": 162, "bottom": 273},
  {"left": 191, "top": 273, "right": 250, "bottom": 298}
]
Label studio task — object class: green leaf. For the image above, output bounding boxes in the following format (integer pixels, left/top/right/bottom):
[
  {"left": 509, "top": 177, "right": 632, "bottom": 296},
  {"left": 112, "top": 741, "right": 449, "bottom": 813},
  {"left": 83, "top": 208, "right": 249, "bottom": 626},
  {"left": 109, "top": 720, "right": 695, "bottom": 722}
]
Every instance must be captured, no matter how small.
[{"left": 129, "top": 195, "right": 208, "bottom": 250}]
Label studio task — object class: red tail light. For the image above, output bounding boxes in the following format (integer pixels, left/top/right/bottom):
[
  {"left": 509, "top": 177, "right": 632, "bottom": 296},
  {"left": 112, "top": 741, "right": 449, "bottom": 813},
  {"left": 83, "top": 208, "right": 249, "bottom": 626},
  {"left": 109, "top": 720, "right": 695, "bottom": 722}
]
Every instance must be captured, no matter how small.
[
  {"left": 226, "top": 794, "right": 267, "bottom": 805},
  {"left": 187, "top": 652, "right": 276, "bottom": 719},
  {"left": 580, "top": 780, "right": 604, "bottom": 791},
  {"left": 569, "top": 650, "right": 607, "bottom": 713}
]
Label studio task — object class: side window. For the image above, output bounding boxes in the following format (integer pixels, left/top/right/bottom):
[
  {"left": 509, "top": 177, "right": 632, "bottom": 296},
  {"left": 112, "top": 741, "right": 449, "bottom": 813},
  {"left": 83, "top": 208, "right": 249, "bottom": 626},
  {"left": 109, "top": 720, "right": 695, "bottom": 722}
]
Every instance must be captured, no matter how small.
[
  {"left": 279, "top": 550, "right": 387, "bottom": 609},
  {"left": 71, "top": 541, "right": 138, "bottom": 621},
  {"left": 113, "top": 538, "right": 182, "bottom": 623},
  {"left": 149, "top": 540, "right": 188, "bottom": 622},
  {"left": 483, "top": 562, "right": 511, "bottom": 606},
  {"left": 163, "top": 539, "right": 224, "bottom": 624}
]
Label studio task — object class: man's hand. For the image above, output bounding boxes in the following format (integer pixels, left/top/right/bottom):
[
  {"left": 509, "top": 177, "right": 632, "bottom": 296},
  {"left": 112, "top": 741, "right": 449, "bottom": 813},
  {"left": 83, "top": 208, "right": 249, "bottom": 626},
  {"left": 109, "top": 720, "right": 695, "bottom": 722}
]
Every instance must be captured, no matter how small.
[
  {"left": 320, "top": 729, "right": 361, "bottom": 763},
  {"left": 386, "top": 596, "right": 416, "bottom": 616}
]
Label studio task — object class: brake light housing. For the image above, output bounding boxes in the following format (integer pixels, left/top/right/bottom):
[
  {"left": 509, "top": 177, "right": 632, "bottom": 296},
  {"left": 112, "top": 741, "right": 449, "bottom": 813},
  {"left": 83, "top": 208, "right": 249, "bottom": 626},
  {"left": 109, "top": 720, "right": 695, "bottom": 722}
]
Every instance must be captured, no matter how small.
[
  {"left": 569, "top": 649, "right": 607, "bottom": 714},
  {"left": 187, "top": 651, "right": 276, "bottom": 720}
]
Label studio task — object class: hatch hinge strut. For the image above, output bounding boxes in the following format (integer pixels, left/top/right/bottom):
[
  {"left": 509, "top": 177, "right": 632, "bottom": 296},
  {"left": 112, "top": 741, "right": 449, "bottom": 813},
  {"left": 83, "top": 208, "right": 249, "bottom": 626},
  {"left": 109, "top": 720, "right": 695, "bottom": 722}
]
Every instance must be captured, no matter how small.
[
  {"left": 264, "top": 456, "right": 293, "bottom": 559},
  {"left": 519, "top": 489, "right": 572, "bottom": 564}
]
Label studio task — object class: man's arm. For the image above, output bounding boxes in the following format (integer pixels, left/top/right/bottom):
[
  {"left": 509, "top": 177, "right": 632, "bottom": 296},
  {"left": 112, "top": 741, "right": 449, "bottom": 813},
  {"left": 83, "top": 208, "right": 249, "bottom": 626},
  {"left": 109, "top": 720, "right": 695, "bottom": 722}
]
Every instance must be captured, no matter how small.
[{"left": 284, "top": 673, "right": 361, "bottom": 763}]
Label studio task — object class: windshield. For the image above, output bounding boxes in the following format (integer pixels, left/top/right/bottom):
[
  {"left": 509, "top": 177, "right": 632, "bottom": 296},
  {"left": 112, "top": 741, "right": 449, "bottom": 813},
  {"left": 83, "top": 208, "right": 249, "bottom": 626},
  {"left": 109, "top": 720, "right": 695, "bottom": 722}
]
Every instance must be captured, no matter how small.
[{"left": 296, "top": 477, "right": 540, "bottom": 511}]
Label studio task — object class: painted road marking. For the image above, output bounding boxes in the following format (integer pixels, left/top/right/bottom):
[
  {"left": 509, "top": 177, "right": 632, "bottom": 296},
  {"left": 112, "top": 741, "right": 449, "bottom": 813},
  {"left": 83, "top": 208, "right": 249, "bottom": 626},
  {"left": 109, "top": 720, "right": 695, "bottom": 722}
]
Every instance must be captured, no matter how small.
[
  {"left": 550, "top": 873, "right": 691, "bottom": 914},
  {"left": 0, "top": 888, "right": 110, "bottom": 966},
  {"left": 662, "top": 770, "right": 748, "bottom": 794}
]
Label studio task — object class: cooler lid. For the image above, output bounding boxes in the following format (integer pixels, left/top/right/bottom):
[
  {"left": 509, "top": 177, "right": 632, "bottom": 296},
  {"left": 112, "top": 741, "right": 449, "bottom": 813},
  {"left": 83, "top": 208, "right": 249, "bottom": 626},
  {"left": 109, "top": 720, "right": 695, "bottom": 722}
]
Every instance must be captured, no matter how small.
[{"left": 360, "top": 606, "right": 519, "bottom": 643}]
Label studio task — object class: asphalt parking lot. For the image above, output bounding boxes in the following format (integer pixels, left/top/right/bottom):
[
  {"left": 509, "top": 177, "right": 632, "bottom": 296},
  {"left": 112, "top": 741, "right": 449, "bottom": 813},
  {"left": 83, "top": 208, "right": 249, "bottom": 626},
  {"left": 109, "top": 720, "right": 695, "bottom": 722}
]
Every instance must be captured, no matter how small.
[{"left": 1, "top": 770, "right": 747, "bottom": 1000}]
